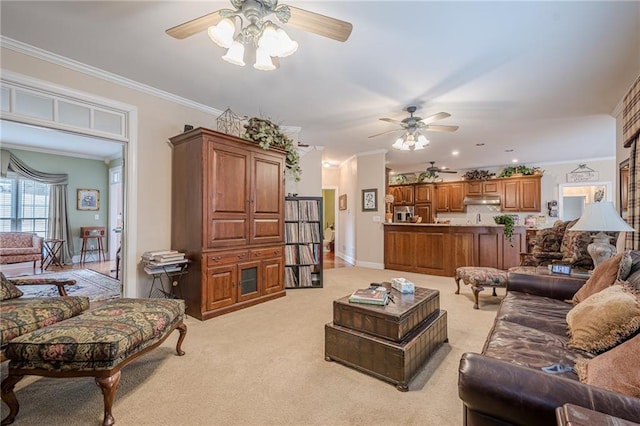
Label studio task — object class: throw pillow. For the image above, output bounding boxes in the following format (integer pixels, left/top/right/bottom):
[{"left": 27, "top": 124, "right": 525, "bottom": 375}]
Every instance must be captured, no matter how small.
[
  {"left": 574, "top": 332, "right": 640, "bottom": 398},
  {"left": 533, "top": 228, "right": 561, "bottom": 253},
  {"left": 572, "top": 252, "right": 624, "bottom": 304},
  {"left": 0, "top": 272, "right": 23, "bottom": 301},
  {"left": 618, "top": 250, "right": 635, "bottom": 281},
  {"left": 561, "top": 231, "right": 594, "bottom": 269},
  {"left": 567, "top": 283, "right": 640, "bottom": 353}
]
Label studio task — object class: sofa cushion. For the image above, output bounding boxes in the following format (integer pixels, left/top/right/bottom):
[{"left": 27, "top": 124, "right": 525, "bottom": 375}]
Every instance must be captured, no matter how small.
[
  {"left": 567, "top": 284, "right": 640, "bottom": 353},
  {"left": 572, "top": 252, "right": 624, "bottom": 304},
  {"left": 482, "top": 319, "right": 593, "bottom": 380},
  {"left": 0, "top": 272, "right": 23, "bottom": 301},
  {"left": 496, "top": 291, "right": 573, "bottom": 337},
  {"left": 533, "top": 227, "right": 562, "bottom": 253},
  {"left": 5, "top": 298, "right": 185, "bottom": 371},
  {"left": 575, "top": 332, "right": 640, "bottom": 398},
  {"left": 0, "top": 296, "right": 90, "bottom": 347}
]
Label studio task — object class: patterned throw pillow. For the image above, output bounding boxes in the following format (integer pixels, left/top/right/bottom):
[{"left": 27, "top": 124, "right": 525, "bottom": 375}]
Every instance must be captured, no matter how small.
[
  {"left": 533, "top": 228, "right": 561, "bottom": 253},
  {"left": 561, "top": 230, "right": 594, "bottom": 268},
  {"left": 567, "top": 283, "right": 640, "bottom": 353},
  {"left": 0, "top": 272, "right": 24, "bottom": 301},
  {"left": 620, "top": 250, "right": 640, "bottom": 292}
]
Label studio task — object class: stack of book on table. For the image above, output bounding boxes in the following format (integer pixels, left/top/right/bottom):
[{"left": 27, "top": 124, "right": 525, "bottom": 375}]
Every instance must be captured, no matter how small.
[
  {"left": 348, "top": 287, "right": 389, "bottom": 306},
  {"left": 142, "top": 250, "right": 188, "bottom": 274}
]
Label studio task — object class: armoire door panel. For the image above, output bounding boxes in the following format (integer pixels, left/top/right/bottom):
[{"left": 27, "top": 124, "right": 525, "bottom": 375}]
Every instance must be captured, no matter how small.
[
  {"left": 208, "top": 146, "right": 249, "bottom": 213},
  {"left": 252, "top": 154, "right": 283, "bottom": 214},
  {"left": 206, "top": 266, "right": 236, "bottom": 311},
  {"left": 252, "top": 219, "right": 282, "bottom": 240},
  {"left": 208, "top": 219, "right": 248, "bottom": 247}
]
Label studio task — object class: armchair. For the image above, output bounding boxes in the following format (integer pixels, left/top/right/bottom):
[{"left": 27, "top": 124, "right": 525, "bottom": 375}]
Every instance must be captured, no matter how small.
[{"left": 520, "top": 219, "right": 618, "bottom": 270}]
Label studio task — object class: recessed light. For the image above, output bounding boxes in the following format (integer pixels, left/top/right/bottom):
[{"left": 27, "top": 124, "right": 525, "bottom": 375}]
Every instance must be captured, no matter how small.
[
  {"left": 452, "top": 150, "right": 459, "bottom": 156},
  {"left": 505, "top": 149, "right": 514, "bottom": 152},
  {"left": 475, "top": 143, "right": 485, "bottom": 146},
  {"left": 322, "top": 161, "right": 332, "bottom": 168},
  {"left": 512, "top": 159, "right": 518, "bottom": 163}
]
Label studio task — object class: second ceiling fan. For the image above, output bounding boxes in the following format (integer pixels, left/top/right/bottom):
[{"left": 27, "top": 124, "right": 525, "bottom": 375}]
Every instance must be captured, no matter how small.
[{"left": 369, "top": 106, "right": 459, "bottom": 150}]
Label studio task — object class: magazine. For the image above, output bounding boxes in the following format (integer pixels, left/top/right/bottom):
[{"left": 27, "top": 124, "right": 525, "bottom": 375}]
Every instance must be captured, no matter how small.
[{"left": 348, "top": 288, "right": 388, "bottom": 306}]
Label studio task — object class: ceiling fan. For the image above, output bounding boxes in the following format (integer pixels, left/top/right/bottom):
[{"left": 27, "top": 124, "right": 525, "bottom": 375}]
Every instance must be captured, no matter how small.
[
  {"left": 368, "top": 106, "right": 459, "bottom": 150},
  {"left": 166, "top": 0, "right": 353, "bottom": 70},
  {"left": 426, "top": 161, "right": 458, "bottom": 174}
]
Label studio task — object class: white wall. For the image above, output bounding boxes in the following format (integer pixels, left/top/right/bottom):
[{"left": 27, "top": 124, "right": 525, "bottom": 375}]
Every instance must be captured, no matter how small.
[
  {"left": 337, "top": 157, "right": 357, "bottom": 264},
  {"left": 286, "top": 146, "right": 322, "bottom": 197},
  {"left": 355, "top": 151, "right": 386, "bottom": 269},
  {"left": 2, "top": 47, "right": 219, "bottom": 297}
]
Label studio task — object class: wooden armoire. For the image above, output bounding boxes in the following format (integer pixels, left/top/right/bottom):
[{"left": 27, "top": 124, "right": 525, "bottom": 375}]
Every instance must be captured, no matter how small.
[{"left": 170, "top": 127, "right": 286, "bottom": 320}]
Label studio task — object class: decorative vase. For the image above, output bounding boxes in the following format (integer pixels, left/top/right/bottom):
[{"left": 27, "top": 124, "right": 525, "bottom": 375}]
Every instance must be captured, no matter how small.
[{"left": 385, "top": 212, "right": 393, "bottom": 223}]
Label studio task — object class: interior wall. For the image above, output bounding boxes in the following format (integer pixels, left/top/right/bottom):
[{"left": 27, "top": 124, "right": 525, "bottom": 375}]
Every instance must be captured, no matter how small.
[
  {"left": 2, "top": 47, "right": 217, "bottom": 297},
  {"left": 355, "top": 151, "right": 386, "bottom": 268},
  {"left": 286, "top": 147, "right": 322, "bottom": 197},
  {"left": 4, "top": 148, "right": 109, "bottom": 258},
  {"left": 338, "top": 157, "right": 357, "bottom": 264}
]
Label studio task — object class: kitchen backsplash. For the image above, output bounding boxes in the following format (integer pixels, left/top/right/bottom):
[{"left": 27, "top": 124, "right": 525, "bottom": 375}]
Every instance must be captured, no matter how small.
[{"left": 437, "top": 205, "right": 553, "bottom": 227}]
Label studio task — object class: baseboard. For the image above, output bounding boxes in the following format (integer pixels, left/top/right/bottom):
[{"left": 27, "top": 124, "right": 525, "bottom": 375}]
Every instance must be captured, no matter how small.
[{"left": 355, "top": 261, "right": 384, "bottom": 269}]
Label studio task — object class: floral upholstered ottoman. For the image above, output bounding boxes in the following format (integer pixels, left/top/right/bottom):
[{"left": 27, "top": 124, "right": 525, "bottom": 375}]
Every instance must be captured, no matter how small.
[
  {"left": 1, "top": 298, "right": 187, "bottom": 426},
  {"left": 454, "top": 266, "right": 508, "bottom": 309}
]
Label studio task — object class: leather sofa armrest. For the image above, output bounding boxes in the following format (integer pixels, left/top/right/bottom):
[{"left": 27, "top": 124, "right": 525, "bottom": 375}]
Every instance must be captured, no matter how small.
[
  {"left": 459, "top": 353, "right": 640, "bottom": 426},
  {"left": 507, "top": 272, "right": 585, "bottom": 300}
]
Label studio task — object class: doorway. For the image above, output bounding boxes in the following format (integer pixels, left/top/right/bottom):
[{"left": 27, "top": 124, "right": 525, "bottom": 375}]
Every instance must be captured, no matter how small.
[{"left": 558, "top": 181, "right": 611, "bottom": 221}]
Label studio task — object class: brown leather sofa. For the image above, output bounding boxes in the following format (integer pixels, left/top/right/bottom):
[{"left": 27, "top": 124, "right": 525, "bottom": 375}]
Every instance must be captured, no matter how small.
[{"left": 458, "top": 272, "right": 640, "bottom": 426}]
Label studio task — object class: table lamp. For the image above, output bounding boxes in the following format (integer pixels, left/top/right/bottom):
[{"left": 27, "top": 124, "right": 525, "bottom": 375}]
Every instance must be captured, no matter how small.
[{"left": 569, "top": 201, "right": 635, "bottom": 267}]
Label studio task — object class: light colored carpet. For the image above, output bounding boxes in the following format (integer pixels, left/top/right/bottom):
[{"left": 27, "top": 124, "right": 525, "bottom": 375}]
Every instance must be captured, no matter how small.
[
  {"left": 0, "top": 267, "right": 501, "bottom": 425},
  {"left": 13, "top": 269, "right": 121, "bottom": 301}
]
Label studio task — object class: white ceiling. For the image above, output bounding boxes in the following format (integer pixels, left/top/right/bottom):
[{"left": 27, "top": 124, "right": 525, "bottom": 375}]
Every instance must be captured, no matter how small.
[{"left": 1, "top": 1, "right": 638, "bottom": 173}]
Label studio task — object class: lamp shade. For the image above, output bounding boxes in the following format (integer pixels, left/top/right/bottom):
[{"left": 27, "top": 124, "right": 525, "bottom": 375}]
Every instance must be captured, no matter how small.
[
  {"left": 254, "top": 47, "right": 276, "bottom": 71},
  {"left": 208, "top": 18, "right": 235, "bottom": 48},
  {"left": 569, "top": 202, "right": 635, "bottom": 232},
  {"left": 222, "top": 41, "right": 246, "bottom": 66}
]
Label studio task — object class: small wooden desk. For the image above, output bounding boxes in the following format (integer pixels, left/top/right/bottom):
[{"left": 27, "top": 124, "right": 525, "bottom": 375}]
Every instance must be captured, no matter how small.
[{"left": 80, "top": 226, "right": 106, "bottom": 263}]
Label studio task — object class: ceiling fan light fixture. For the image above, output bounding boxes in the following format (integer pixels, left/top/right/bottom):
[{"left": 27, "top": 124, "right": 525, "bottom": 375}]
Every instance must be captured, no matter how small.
[
  {"left": 413, "top": 143, "right": 425, "bottom": 151},
  {"left": 400, "top": 143, "right": 411, "bottom": 151},
  {"left": 254, "top": 47, "right": 276, "bottom": 70},
  {"left": 392, "top": 138, "right": 404, "bottom": 149},
  {"left": 208, "top": 18, "right": 235, "bottom": 48},
  {"left": 222, "top": 40, "right": 246, "bottom": 66},
  {"left": 275, "top": 29, "right": 298, "bottom": 57},
  {"left": 417, "top": 134, "right": 429, "bottom": 145}
]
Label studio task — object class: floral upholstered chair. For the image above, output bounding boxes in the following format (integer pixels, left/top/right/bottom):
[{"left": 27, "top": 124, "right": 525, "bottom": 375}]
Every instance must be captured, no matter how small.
[
  {"left": 520, "top": 219, "right": 618, "bottom": 270},
  {"left": 0, "top": 272, "right": 89, "bottom": 361},
  {"left": 0, "top": 232, "right": 44, "bottom": 270}
]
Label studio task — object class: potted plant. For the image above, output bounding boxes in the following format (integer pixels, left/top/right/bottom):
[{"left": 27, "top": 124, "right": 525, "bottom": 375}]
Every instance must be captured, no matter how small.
[
  {"left": 494, "top": 214, "right": 516, "bottom": 242},
  {"left": 243, "top": 117, "right": 302, "bottom": 182}
]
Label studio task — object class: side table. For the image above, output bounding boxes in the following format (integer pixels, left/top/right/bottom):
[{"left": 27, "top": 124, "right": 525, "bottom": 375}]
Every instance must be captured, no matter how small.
[{"left": 42, "top": 239, "right": 64, "bottom": 270}]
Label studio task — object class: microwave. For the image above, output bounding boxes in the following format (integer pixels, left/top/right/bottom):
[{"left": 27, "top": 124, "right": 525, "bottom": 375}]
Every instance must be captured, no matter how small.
[{"left": 394, "top": 206, "right": 414, "bottom": 222}]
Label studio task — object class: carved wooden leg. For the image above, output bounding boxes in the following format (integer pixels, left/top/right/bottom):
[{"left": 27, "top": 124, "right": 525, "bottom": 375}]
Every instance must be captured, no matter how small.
[
  {"left": 1, "top": 374, "right": 24, "bottom": 426},
  {"left": 454, "top": 277, "right": 461, "bottom": 294},
  {"left": 175, "top": 323, "right": 187, "bottom": 356},
  {"left": 472, "top": 286, "right": 484, "bottom": 309},
  {"left": 492, "top": 287, "right": 498, "bottom": 296},
  {"left": 95, "top": 371, "right": 121, "bottom": 426}
]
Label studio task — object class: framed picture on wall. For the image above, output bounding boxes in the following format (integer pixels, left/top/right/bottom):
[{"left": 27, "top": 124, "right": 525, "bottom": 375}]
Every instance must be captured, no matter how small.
[
  {"left": 77, "top": 189, "right": 100, "bottom": 211},
  {"left": 362, "top": 188, "right": 377, "bottom": 212},
  {"left": 339, "top": 194, "right": 347, "bottom": 211}
]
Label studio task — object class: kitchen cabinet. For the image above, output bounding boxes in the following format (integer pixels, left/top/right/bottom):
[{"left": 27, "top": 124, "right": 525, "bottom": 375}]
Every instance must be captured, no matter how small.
[
  {"left": 435, "top": 182, "right": 465, "bottom": 212},
  {"left": 414, "top": 184, "right": 433, "bottom": 203},
  {"left": 415, "top": 203, "right": 433, "bottom": 224},
  {"left": 466, "top": 180, "right": 502, "bottom": 196},
  {"left": 390, "top": 185, "right": 415, "bottom": 205},
  {"left": 170, "top": 127, "right": 286, "bottom": 320},
  {"left": 502, "top": 176, "right": 541, "bottom": 212}
]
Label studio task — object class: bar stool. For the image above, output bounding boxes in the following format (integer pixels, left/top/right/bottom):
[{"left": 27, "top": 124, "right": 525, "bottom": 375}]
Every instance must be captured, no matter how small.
[{"left": 80, "top": 226, "right": 106, "bottom": 263}]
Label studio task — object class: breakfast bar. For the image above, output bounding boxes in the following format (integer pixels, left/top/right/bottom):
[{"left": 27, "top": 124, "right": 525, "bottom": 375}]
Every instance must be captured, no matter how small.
[{"left": 383, "top": 223, "right": 527, "bottom": 277}]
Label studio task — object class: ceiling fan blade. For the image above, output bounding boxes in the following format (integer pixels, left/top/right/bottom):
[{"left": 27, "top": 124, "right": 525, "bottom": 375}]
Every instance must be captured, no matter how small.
[
  {"left": 424, "top": 124, "right": 459, "bottom": 132},
  {"left": 419, "top": 112, "right": 451, "bottom": 125},
  {"left": 368, "top": 129, "right": 404, "bottom": 139},
  {"left": 166, "top": 11, "right": 222, "bottom": 39},
  {"left": 379, "top": 118, "right": 404, "bottom": 125},
  {"left": 438, "top": 170, "right": 459, "bottom": 173},
  {"left": 286, "top": 6, "right": 353, "bottom": 42}
]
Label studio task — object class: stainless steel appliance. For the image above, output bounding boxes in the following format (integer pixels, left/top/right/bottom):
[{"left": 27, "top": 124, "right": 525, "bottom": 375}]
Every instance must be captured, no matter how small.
[{"left": 394, "top": 206, "right": 414, "bottom": 222}]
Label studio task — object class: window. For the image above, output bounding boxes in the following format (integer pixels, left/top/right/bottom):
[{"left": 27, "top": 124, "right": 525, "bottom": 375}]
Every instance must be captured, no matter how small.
[{"left": 0, "top": 174, "right": 49, "bottom": 237}]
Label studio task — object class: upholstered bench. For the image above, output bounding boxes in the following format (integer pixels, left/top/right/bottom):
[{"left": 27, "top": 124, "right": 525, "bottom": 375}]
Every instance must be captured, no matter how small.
[
  {"left": 1, "top": 298, "right": 187, "bottom": 426},
  {"left": 454, "top": 266, "right": 508, "bottom": 309}
]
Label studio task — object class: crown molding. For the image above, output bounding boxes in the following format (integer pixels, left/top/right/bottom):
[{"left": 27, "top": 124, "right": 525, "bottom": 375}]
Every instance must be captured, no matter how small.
[
  {"left": 1, "top": 142, "right": 112, "bottom": 162},
  {"left": 1, "top": 36, "right": 224, "bottom": 117}
]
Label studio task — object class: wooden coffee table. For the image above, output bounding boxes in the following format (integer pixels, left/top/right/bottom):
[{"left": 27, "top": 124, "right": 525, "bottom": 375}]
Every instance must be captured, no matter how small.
[{"left": 325, "top": 283, "right": 448, "bottom": 391}]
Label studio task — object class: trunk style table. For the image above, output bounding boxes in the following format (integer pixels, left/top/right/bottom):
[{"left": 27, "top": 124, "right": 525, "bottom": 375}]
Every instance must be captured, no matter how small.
[{"left": 325, "top": 284, "right": 448, "bottom": 391}]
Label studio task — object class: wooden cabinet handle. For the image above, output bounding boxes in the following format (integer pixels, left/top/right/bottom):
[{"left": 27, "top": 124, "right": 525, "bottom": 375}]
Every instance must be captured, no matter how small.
[
  {"left": 237, "top": 253, "right": 246, "bottom": 259},
  {"left": 254, "top": 252, "right": 261, "bottom": 257},
  {"left": 212, "top": 256, "right": 221, "bottom": 262}
]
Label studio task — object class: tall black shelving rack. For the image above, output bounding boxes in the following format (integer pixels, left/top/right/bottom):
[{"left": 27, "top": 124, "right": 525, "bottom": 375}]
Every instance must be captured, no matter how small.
[{"left": 284, "top": 196, "right": 323, "bottom": 288}]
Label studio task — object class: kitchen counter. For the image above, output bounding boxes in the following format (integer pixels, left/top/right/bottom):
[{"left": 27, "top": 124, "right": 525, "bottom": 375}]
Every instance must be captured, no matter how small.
[
  {"left": 383, "top": 222, "right": 507, "bottom": 227},
  {"left": 384, "top": 224, "right": 527, "bottom": 277}
]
